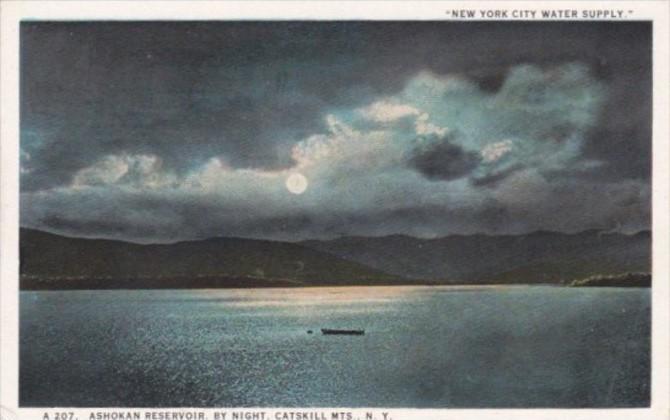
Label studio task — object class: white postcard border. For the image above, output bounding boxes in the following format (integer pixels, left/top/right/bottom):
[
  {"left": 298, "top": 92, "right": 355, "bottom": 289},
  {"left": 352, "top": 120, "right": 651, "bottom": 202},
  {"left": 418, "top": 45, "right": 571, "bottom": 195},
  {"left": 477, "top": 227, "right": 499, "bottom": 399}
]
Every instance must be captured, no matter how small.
[{"left": 1, "top": 2, "right": 668, "bottom": 419}]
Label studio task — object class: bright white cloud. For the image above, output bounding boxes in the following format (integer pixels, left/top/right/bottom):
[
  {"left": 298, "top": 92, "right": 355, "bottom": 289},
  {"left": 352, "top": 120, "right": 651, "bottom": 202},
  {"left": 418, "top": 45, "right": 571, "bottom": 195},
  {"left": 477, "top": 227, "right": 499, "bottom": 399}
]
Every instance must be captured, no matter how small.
[
  {"left": 481, "top": 140, "right": 514, "bottom": 162},
  {"left": 414, "top": 113, "right": 448, "bottom": 136},
  {"left": 358, "top": 100, "right": 420, "bottom": 122},
  {"left": 72, "top": 155, "right": 130, "bottom": 187},
  {"left": 292, "top": 114, "right": 398, "bottom": 174},
  {"left": 72, "top": 154, "right": 175, "bottom": 189}
]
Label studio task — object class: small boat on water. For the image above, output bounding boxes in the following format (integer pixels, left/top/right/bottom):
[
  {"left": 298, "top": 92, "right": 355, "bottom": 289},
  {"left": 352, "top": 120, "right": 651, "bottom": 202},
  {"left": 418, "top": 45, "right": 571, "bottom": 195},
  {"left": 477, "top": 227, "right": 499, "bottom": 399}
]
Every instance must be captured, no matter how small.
[{"left": 321, "top": 328, "right": 365, "bottom": 335}]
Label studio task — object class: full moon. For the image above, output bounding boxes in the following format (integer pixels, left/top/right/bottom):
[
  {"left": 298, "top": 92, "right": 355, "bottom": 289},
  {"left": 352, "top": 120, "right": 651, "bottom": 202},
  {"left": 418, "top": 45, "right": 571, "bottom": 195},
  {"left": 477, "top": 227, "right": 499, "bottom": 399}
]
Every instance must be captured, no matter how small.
[{"left": 285, "top": 173, "right": 308, "bottom": 195}]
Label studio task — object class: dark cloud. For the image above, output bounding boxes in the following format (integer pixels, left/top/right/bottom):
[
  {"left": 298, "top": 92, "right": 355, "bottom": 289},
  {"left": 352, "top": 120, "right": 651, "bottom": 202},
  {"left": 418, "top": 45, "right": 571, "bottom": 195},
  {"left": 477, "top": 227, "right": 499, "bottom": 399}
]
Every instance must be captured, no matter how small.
[
  {"left": 38, "top": 215, "right": 161, "bottom": 240},
  {"left": 466, "top": 68, "right": 508, "bottom": 94},
  {"left": 21, "top": 189, "right": 512, "bottom": 242},
  {"left": 20, "top": 21, "right": 651, "bottom": 240},
  {"left": 407, "top": 134, "right": 481, "bottom": 181},
  {"left": 581, "top": 82, "right": 652, "bottom": 181},
  {"left": 23, "top": 176, "right": 649, "bottom": 243},
  {"left": 471, "top": 164, "right": 525, "bottom": 188},
  {"left": 21, "top": 22, "right": 651, "bottom": 190}
]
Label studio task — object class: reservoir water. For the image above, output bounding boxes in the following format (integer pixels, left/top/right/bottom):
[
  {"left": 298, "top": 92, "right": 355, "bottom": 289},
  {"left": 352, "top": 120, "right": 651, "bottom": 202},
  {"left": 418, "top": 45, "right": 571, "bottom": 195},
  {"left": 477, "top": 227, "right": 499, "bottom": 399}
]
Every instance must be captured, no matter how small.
[{"left": 20, "top": 286, "right": 650, "bottom": 407}]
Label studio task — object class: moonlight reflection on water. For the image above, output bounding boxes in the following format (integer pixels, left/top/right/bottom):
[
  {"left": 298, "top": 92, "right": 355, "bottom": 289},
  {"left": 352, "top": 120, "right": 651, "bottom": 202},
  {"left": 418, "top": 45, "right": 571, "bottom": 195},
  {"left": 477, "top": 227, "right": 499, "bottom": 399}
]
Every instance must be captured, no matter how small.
[{"left": 20, "top": 285, "right": 650, "bottom": 408}]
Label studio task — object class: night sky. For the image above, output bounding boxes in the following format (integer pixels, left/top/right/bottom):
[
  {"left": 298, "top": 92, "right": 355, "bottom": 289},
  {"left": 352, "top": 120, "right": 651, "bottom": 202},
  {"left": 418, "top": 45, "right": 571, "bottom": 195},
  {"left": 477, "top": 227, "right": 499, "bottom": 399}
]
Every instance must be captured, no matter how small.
[{"left": 20, "top": 21, "right": 651, "bottom": 242}]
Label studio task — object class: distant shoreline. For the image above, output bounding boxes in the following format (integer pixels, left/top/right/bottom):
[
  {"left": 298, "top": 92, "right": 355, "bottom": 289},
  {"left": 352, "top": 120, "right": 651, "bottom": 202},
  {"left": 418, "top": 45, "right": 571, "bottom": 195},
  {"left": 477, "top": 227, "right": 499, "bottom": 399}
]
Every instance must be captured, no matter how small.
[
  {"left": 567, "top": 272, "right": 651, "bottom": 288},
  {"left": 19, "top": 274, "right": 650, "bottom": 291},
  {"left": 19, "top": 275, "right": 434, "bottom": 291}
]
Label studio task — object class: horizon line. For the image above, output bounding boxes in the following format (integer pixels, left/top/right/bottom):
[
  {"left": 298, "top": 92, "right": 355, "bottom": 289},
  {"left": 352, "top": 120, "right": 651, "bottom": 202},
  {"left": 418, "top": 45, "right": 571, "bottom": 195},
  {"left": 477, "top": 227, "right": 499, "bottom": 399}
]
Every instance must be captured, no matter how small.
[{"left": 19, "top": 225, "right": 652, "bottom": 247}]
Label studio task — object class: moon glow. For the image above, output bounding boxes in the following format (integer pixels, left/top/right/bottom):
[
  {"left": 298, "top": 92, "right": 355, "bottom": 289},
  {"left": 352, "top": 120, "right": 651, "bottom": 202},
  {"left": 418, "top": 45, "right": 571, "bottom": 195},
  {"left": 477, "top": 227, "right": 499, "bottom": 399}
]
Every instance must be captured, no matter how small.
[{"left": 286, "top": 173, "right": 308, "bottom": 195}]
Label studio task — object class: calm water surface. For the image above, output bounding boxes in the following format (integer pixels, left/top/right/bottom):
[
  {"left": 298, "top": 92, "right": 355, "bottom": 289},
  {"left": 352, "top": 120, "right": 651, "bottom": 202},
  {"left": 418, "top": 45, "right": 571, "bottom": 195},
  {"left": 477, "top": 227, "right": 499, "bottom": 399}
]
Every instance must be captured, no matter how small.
[{"left": 20, "top": 286, "right": 650, "bottom": 407}]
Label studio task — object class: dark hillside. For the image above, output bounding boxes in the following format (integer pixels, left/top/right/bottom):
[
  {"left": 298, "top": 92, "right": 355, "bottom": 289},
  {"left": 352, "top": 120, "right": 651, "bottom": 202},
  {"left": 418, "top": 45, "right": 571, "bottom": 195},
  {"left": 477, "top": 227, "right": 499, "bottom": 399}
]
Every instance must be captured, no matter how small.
[
  {"left": 302, "top": 230, "right": 650, "bottom": 284},
  {"left": 20, "top": 229, "right": 400, "bottom": 289}
]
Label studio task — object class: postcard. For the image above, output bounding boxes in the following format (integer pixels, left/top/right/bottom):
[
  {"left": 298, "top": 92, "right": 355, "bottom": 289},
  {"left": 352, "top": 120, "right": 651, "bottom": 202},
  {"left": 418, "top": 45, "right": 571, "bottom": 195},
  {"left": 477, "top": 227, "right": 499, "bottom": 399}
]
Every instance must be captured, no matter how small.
[{"left": 1, "top": 2, "right": 668, "bottom": 420}]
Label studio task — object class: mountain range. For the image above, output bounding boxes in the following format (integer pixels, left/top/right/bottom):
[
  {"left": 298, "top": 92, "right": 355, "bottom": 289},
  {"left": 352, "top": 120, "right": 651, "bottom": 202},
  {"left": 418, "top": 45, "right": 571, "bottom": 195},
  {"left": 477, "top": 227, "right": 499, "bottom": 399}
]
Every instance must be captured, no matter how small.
[
  {"left": 302, "top": 229, "right": 651, "bottom": 284},
  {"left": 20, "top": 228, "right": 650, "bottom": 289}
]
